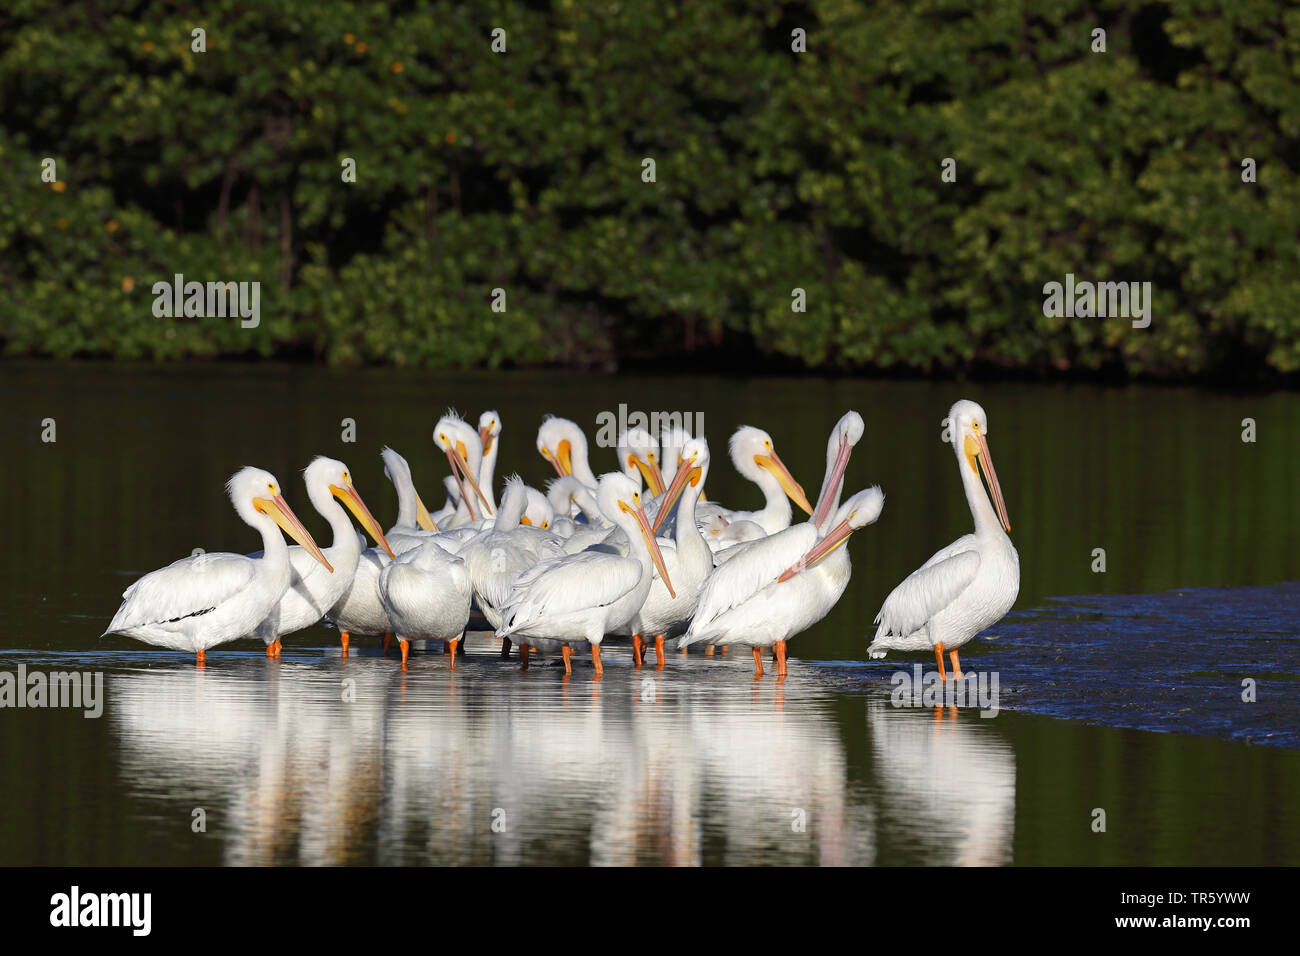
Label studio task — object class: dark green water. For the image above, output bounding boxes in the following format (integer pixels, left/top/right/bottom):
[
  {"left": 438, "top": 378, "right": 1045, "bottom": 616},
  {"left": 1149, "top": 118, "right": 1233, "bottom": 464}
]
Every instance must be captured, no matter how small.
[{"left": 1, "top": 361, "right": 1297, "bottom": 865}]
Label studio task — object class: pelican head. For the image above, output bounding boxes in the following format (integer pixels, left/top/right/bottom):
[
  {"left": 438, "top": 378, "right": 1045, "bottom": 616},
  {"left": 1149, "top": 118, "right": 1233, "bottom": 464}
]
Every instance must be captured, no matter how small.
[
  {"left": 596, "top": 472, "right": 675, "bottom": 598},
  {"left": 435, "top": 411, "right": 493, "bottom": 519},
  {"left": 729, "top": 426, "right": 814, "bottom": 516},
  {"left": 537, "top": 416, "right": 590, "bottom": 483},
  {"left": 546, "top": 475, "right": 603, "bottom": 524},
  {"left": 227, "top": 467, "right": 332, "bottom": 571},
  {"left": 522, "top": 486, "right": 553, "bottom": 530},
  {"left": 478, "top": 410, "right": 501, "bottom": 459},
  {"left": 617, "top": 426, "right": 665, "bottom": 496},
  {"left": 381, "top": 446, "right": 437, "bottom": 530},
  {"left": 304, "top": 457, "right": 395, "bottom": 558},
  {"left": 813, "top": 410, "right": 865, "bottom": 529},
  {"left": 778, "top": 486, "right": 884, "bottom": 583},
  {"left": 652, "top": 436, "right": 710, "bottom": 533},
  {"left": 948, "top": 399, "right": 1010, "bottom": 533}
]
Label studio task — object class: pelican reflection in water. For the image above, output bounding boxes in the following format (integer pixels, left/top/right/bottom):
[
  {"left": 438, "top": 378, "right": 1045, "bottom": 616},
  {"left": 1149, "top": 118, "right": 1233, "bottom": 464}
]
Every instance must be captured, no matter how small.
[{"left": 101, "top": 662, "right": 1024, "bottom": 865}]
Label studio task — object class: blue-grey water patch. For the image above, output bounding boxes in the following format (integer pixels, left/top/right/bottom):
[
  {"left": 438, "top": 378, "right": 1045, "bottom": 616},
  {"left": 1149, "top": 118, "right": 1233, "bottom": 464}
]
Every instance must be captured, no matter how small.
[{"left": 848, "top": 582, "right": 1300, "bottom": 749}]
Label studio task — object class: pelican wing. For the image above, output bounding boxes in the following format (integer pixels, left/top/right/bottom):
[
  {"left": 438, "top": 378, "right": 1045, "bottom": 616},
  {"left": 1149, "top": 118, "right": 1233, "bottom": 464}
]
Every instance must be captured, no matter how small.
[
  {"left": 104, "top": 552, "right": 258, "bottom": 635},
  {"left": 501, "top": 551, "right": 642, "bottom": 628},
  {"left": 462, "top": 531, "right": 564, "bottom": 610},
  {"left": 872, "top": 546, "right": 981, "bottom": 639},
  {"left": 690, "top": 523, "right": 818, "bottom": 632}
]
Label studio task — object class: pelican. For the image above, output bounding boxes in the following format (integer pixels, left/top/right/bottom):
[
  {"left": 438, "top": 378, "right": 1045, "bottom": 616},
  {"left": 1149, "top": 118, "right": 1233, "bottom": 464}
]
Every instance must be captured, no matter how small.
[
  {"left": 102, "top": 467, "right": 331, "bottom": 665},
  {"left": 461, "top": 477, "right": 568, "bottom": 654},
  {"left": 623, "top": 436, "right": 712, "bottom": 669},
  {"left": 496, "top": 473, "right": 675, "bottom": 676},
  {"left": 434, "top": 412, "right": 494, "bottom": 526},
  {"left": 546, "top": 477, "right": 618, "bottom": 554},
  {"left": 680, "top": 487, "right": 884, "bottom": 675},
  {"left": 379, "top": 540, "right": 472, "bottom": 669},
  {"left": 868, "top": 400, "right": 1019, "bottom": 680},
  {"left": 256, "top": 457, "right": 395, "bottom": 658},
  {"left": 478, "top": 410, "right": 502, "bottom": 514},
  {"left": 547, "top": 476, "right": 606, "bottom": 527},
  {"left": 537, "top": 416, "right": 599, "bottom": 490},
  {"left": 696, "top": 426, "right": 814, "bottom": 551},
  {"left": 328, "top": 447, "right": 434, "bottom": 651}
]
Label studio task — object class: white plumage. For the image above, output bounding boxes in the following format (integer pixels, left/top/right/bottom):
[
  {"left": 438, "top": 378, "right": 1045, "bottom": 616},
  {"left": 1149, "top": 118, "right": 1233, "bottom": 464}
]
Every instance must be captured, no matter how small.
[
  {"left": 252, "top": 457, "right": 394, "bottom": 657},
  {"left": 868, "top": 400, "right": 1020, "bottom": 680},
  {"left": 681, "top": 488, "right": 884, "bottom": 675},
  {"left": 695, "top": 426, "right": 814, "bottom": 552},
  {"left": 497, "top": 473, "right": 675, "bottom": 675},
  {"left": 329, "top": 447, "right": 432, "bottom": 645},
  {"left": 379, "top": 540, "right": 473, "bottom": 668},
  {"left": 103, "top": 467, "right": 332, "bottom": 664},
  {"left": 620, "top": 437, "right": 714, "bottom": 668}
]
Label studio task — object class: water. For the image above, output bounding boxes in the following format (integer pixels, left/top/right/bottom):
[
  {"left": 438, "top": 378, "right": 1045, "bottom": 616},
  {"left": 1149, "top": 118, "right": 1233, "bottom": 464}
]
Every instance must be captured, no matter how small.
[{"left": 1, "top": 361, "right": 1298, "bottom": 865}]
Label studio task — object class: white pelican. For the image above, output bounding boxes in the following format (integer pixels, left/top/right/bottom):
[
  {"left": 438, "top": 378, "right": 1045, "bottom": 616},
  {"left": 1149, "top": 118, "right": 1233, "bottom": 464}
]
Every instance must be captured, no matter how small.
[
  {"left": 434, "top": 412, "right": 494, "bottom": 526},
  {"left": 545, "top": 477, "right": 618, "bottom": 554},
  {"left": 537, "top": 416, "right": 599, "bottom": 490},
  {"left": 379, "top": 541, "right": 472, "bottom": 669},
  {"left": 496, "top": 473, "right": 675, "bottom": 676},
  {"left": 477, "top": 410, "right": 502, "bottom": 514},
  {"left": 328, "top": 447, "right": 434, "bottom": 652},
  {"left": 617, "top": 427, "right": 667, "bottom": 497},
  {"left": 696, "top": 426, "right": 813, "bottom": 551},
  {"left": 461, "top": 476, "right": 568, "bottom": 660},
  {"left": 547, "top": 476, "right": 606, "bottom": 527},
  {"left": 256, "top": 457, "right": 395, "bottom": 658},
  {"left": 680, "top": 487, "right": 884, "bottom": 675},
  {"left": 624, "top": 436, "right": 712, "bottom": 669},
  {"left": 102, "top": 467, "right": 331, "bottom": 665},
  {"left": 867, "top": 400, "right": 1019, "bottom": 680}
]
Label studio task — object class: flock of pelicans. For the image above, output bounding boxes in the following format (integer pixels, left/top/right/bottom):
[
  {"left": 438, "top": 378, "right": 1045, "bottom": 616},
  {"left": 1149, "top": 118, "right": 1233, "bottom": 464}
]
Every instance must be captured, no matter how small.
[{"left": 103, "top": 399, "right": 1019, "bottom": 679}]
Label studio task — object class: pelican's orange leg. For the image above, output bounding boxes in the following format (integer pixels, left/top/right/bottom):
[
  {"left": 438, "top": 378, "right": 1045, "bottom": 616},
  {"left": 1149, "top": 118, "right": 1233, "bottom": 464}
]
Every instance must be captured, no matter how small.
[
  {"left": 520, "top": 644, "right": 530, "bottom": 669},
  {"left": 399, "top": 638, "right": 410, "bottom": 670},
  {"left": 195, "top": 650, "right": 206, "bottom": 667},
  {"left": 752, "top": 646, "right": 764, "bottom": 676},
  {"left": 591, "top": 644, "right": 604, "bottom": 678},
  {"left": 934, "top": 642, "right": 948, "bottom": 681},
  {"left": 448, "top": 638, "right": 459, "bottom": 670},
  {"left": 655, "top": 635, "right": 666, "bottom": 670},
  {"left": 949, "top": 649, "right": 962, "bottom": 681},
  {"left": 561, "top": 644, "right": 573, "bottom": 676},
  {"left": 266, "top": 639, "right": 282, "bottom": 659},
  {"left": 340, "top": 631, "right": 350, "bottom": 658},
  {"left": 632, "top": 634, "right": 644, "bottom": 669},
  {"left": 383, "top": 632, "right": 392, "bottom": 656},
  {"left": 775, "top": 640, "right": 787, "bottom": 677},
  {"left": 704, "top": 645, "right": 715, "bottom": 657},
  {"left": 720, "top": 646, "right": 729, "bottom": 656},
  {"left": 500, "top": 635, "right": 512, "bottom": 659}
]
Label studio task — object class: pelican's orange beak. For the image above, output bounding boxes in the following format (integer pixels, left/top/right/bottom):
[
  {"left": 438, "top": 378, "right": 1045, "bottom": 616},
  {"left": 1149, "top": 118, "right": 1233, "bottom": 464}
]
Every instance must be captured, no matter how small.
[
  {"left": 254, "top": 493, "right": 333, "bottom": 571},
  {"left": 621, "top": 498, "right": 675, "bottom": 598},
  {"left": 755, "top": 449, "right": 813, "bottom": 516},
  {"left": 330, "top": 482, "right": 395, "bottom": 558}
]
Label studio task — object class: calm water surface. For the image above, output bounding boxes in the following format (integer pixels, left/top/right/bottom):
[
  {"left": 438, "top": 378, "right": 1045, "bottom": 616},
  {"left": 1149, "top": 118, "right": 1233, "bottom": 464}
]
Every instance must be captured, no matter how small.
[{"left": 1, "top": 362, "right": 1297, "bottom": 865}]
